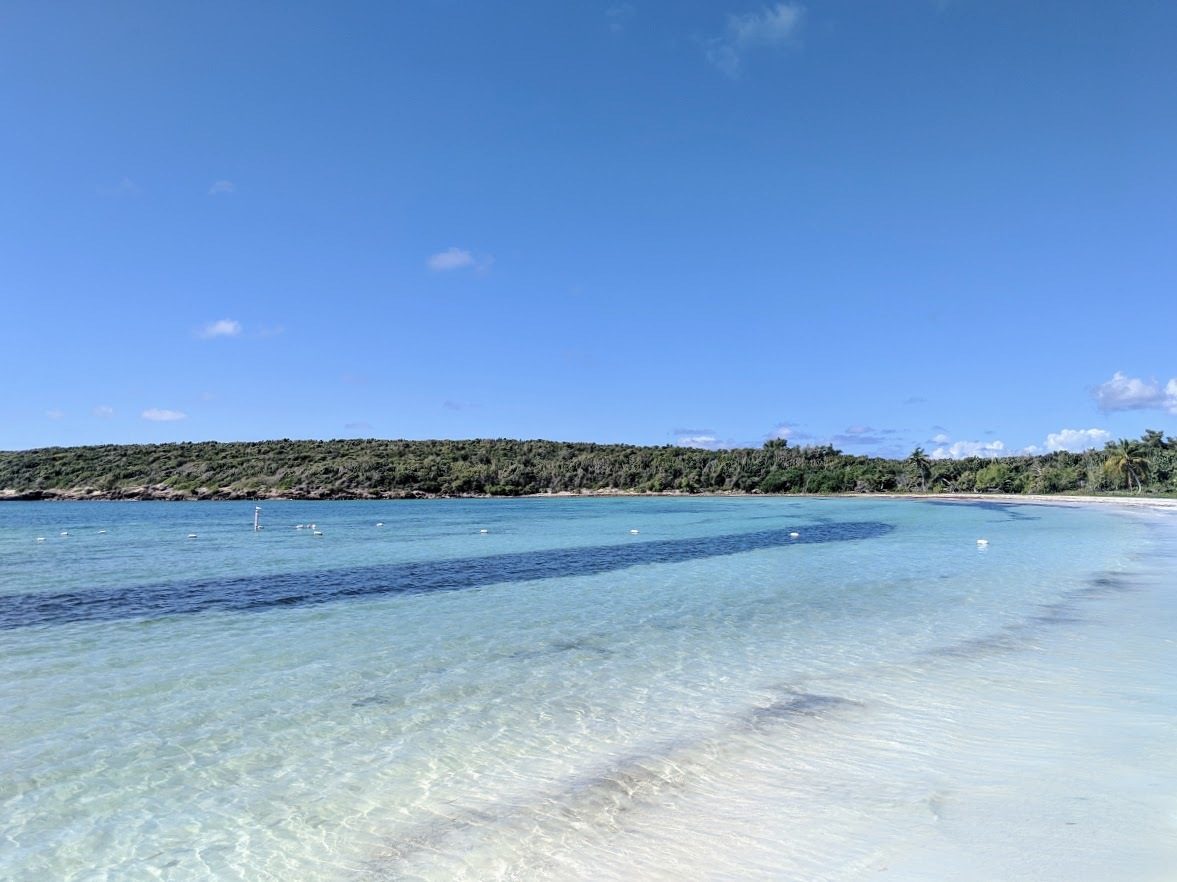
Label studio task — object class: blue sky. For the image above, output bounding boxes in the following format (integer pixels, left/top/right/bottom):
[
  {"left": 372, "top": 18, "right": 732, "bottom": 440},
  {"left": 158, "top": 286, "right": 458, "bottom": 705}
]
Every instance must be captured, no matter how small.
[{"left": 2, "top": 1, "right": 1175, "bottom": 458}]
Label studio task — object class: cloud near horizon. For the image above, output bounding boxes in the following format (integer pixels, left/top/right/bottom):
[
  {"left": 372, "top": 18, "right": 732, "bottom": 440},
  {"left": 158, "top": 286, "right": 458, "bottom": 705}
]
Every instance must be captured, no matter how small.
[
  {"left": 930, "top": 438, "right": 1006, "bottom": 460},
  {"left": 674, "top": 433, "right": 725, "bottom": 450},
  {"left": 1092, "top": 371, "right": 1177, "bottom": 414},
  {"left": 141, "top": 408, "right": 187, "bottom": 422},
  {"left": 198, "top": 319, "right": 242, "bottom": 339},
  {"left": 706, "top": 3, "right": 804, "bottom": 77},
  {"left": 1045, "top": 427, "right": 1111, "bottom": 452},
  {"left": 767, "top": 421, "right": 807, "bottom": 442}
]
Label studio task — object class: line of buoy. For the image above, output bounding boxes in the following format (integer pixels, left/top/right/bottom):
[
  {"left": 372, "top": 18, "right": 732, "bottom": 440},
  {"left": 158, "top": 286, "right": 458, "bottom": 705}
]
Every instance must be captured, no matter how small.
[{"left": 789, "top": 532, "right": 800, "bottom": 538}]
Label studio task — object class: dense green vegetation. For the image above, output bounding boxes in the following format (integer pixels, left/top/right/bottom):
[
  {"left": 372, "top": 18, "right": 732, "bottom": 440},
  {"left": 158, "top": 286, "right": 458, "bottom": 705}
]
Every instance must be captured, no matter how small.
[{"left": 1, "top": 431, "right": 1175, "bottom": 500}]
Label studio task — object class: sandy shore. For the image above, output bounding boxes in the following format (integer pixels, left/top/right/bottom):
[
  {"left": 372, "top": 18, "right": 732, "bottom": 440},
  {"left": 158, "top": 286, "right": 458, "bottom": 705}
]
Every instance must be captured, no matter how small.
[{"left": 885, "top": 492, "right": 1177, "bottom": 511}]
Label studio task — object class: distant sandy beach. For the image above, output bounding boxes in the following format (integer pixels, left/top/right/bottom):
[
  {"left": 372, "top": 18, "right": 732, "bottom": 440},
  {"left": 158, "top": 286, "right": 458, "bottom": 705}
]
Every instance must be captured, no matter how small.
[{"left": 887, "top": 492, "right": 1177, "bottom": 511}]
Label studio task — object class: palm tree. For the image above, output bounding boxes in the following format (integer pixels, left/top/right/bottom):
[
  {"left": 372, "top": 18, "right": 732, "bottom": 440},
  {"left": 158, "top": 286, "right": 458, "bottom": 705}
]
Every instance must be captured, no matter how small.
[
  {"left": 1103, "top": 439, "right": 1149, "bottom": 493},
  {"left": 1142, "top": 429, "right": 1166, "bottom": 450},
  {"left": 907, "top": 446, "right": 931, "bottom": 491}
]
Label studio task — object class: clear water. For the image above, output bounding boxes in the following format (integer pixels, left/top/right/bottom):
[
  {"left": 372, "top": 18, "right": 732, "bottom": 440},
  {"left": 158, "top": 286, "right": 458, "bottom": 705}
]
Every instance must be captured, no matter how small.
[{"left": 1, "top": 497, "right": 1174, "bottom": 881}]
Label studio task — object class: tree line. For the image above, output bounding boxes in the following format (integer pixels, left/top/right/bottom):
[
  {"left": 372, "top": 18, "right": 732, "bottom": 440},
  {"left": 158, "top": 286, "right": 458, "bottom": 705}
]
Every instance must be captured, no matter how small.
[{"left": 0, "top": 431, "right": 1174, "bottom": 500}]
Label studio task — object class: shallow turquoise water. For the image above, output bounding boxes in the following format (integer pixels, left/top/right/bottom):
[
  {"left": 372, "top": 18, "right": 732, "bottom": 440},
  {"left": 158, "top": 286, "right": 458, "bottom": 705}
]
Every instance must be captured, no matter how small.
[{"left": 1, "top": 498, "right": 1174, "bottom": 880}]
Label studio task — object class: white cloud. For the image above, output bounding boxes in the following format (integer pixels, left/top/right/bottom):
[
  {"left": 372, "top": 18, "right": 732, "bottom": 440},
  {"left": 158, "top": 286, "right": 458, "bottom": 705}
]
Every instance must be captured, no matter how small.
[
  {"left": 931, "top": 432, "right": 951, "bottom": 444},
  {"left": 427, "top": 247, "right": 476, "bottom": 271},
  {"left": 930, "top": 439, "right": 1006, "bottom": 460},
  {"left": 45, "top": 409, "right": 65, "bottom": 420},
  {"left": 768, "top": 422, "right": 797, "bottom": 441},
  {"left": 142, "top": 408, "right": 187, "bottom": 422},
  {"left": 706, "top": 3, "right": 805, "bottom": 77},
  {"left": 198, "top": 319, "right": 242, "bottom": 339},
  {"left": 675, "top": 434, "right": 723, "bottom": 450},
  {"left": 92, "top": 405, "right": 115, "bottom": 419},
  {"left": 1092, "top": 371, "right": 1177, "bottom": 414},
  {"left": 1044, "top": 427, "right": 1111, "bottom": 453},
  {"left": 209, "top": 180, "right": 235, "bottom": 196}
]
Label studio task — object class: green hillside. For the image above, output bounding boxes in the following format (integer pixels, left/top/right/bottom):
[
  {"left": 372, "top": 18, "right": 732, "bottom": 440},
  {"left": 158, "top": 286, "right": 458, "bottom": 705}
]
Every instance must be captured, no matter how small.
[{"left": 1, "top": 432, "right": 1174, "bottom": 500}]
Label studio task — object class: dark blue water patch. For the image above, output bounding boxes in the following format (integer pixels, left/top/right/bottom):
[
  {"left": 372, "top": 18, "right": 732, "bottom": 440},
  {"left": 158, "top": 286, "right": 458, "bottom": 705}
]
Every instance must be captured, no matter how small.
[{"left": 0, "top": 521, "right": 893, "bottom": 630}]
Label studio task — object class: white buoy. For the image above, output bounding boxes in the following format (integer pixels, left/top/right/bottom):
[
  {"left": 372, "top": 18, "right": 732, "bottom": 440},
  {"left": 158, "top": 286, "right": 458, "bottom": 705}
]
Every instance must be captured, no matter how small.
[
  {"left": 479, "top": 528, "right": 489, "bottom": 533},
  {"left": 187, "top": 533, "right": 198, "bottom": 539},
  {"left": 295, "top": 524, "right": 304, "bottom": 530},
  {"left": 789, "top": 532, "right": 800, "bottom": 538},
  {"left": 253, "top": 506, "right": 261, "bottom": 532},
  {"left": 376, "top": 522, "right": 384, "bottom": 527},
  {"left": 313, "top": 530, "right": 323, "bottom": 536},
  {"left": 97, "top": 529, "right": 107, "bottom": 534},
  {"left": 35, "top": 537, "right": 45, "bottom": 543},
  {"left": 60, "top": 531, "right": 69, "bottom": 537},
  {"left": 976, "top": 538, "right": 989, "bottom": 546},
  {"left": 630, "top": 529, "right": 639, "bottom": 534}
]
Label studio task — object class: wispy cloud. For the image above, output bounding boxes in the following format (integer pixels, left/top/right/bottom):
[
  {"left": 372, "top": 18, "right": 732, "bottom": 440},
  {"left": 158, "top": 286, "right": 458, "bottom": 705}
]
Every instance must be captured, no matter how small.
[
  {"left": 427, "top": 246, "right": 493, "bottom": 272},
  {"left": 705, "top": 3, "right": 805, "bottom": 77},
  {"left": 1092, "top": 371, "right": 1177, "bottom": 414},
  {"left": 142, "top": 408, "right": 187, "bottom": 422},
  {"left": 831, "top": 425, "right": 897, "bottom": 447},
  {"left": 92, "top": 405, "right": 115, "bottom": 419},
  {"left": 344, "top": 421, "right": 373, "bottom": 432},
  {"left": 97, "top": 177, "right": 140, "bottom": 197},
  {"left": 606, "top": 4, "right": 635, "bottom": 33},
  {"left": 45, "top": 409, "right": 65, "bottom": 421},
  {"left": 198, "top": 319, "right": 242, "bottom": 339},
  {"left": 208, "top": 180, "right": 235, "bottom": 196},
  {"left": 443, "top": 400, "right": 480, "bottom": 411}
]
